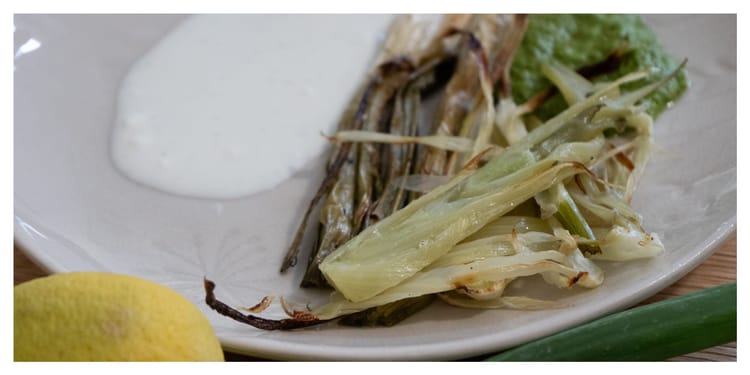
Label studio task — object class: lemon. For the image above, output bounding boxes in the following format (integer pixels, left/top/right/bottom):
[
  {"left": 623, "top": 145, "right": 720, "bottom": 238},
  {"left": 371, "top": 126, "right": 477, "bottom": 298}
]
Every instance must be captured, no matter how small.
[{"left": 14, "top": 272, "right": 224, "bottom": 361}]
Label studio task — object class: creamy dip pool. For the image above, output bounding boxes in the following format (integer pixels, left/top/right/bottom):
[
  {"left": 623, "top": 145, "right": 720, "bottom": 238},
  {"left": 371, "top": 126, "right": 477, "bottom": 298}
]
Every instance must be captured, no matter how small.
[{"left": 111, "top": 15, "right": 392, "bottom": 199}]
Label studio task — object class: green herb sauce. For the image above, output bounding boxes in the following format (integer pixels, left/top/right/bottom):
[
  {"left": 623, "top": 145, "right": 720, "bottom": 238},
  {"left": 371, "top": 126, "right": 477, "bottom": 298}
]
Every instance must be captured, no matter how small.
[{"left": 511, "top": 14, "right": 688, "bottom": 120}]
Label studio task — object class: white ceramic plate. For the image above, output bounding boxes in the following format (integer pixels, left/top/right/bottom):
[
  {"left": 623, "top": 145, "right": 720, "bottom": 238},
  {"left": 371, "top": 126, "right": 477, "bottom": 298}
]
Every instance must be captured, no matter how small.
[{"left": 14, "top": 15, "right": 736, "bottom": 360}]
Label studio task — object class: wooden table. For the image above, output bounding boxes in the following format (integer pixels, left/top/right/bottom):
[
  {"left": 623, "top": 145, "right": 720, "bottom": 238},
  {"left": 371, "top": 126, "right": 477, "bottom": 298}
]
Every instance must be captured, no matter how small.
[{"left": 14, "top": 235, "right": 736, "bottom": 361}]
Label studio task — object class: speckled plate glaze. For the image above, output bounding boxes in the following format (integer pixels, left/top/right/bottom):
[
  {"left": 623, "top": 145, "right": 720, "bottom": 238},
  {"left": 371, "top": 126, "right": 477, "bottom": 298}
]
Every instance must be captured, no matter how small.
[{"left": 14, "top": 15, "right": 736, "bottom": 360}]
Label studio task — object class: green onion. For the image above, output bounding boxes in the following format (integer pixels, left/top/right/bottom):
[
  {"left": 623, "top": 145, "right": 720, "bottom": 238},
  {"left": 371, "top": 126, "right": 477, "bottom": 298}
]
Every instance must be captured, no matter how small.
[{"left": 486, "top": 283, "right": 736, "bottom": 361}]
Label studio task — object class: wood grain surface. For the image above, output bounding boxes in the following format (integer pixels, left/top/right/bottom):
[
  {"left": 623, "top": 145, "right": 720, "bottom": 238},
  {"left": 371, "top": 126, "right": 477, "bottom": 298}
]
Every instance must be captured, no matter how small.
[{"left": 14, "top": 235, "right": 736, "bottom": 361}]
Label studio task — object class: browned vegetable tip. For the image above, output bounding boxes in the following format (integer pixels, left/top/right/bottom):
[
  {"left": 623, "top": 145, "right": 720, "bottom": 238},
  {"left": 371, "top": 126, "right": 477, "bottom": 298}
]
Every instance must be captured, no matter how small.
[
  {"left": 611, "top": 144, "right": 636, "bottom": 171},
  {"left": 203, "top": 278, "right": 330, "bottom": 330},
  {"left": 243, "top": 295, "right": 274, "bottom": 313}
]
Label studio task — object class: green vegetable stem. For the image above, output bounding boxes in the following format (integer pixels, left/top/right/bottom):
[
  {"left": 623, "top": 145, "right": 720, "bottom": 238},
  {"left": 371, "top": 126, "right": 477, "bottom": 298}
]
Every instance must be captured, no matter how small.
[{"left": 487, "top": 283, "right": 736, "bottom": 361}]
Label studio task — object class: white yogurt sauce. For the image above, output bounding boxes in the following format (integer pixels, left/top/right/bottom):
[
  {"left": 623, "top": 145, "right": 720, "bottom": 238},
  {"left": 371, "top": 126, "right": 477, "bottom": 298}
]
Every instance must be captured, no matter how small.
[{"left": 111, "top": 15, "right": 392, "bottom": 199}]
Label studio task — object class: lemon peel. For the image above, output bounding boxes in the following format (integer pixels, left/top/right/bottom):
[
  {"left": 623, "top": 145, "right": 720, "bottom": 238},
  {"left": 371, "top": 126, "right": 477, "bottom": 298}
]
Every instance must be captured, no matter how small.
[{"left": 14, "top": 272, "right": 224, "bottom": 361}]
